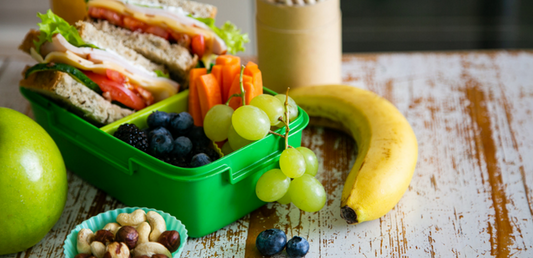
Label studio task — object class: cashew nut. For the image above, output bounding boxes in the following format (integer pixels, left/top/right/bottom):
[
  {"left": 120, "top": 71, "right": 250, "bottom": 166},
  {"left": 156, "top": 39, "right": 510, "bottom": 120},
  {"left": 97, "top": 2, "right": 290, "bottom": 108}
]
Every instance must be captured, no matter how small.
[
  {"left": 105, "top": 242, "right": 130, "bottom": 258},
  {"left": 131, "top": 242, "right": 171, "bottom": 258},
  {"left": 77, "top": 228, "right": 94, "bottom": 254},
  {"left": 90, "top": 241, "right": 106, "bottom": 258},
  {"left": 117, "top": 209, "right": 146, "bottom": 226},
  {"left": 136, "top": 222, "right": 151, "bottom": 246},
  {"left": 146, "top": 211, "right": 166, "bottom": 242},
  {"left": 103, "top": 222, "right": 121, "bottom": 236}
]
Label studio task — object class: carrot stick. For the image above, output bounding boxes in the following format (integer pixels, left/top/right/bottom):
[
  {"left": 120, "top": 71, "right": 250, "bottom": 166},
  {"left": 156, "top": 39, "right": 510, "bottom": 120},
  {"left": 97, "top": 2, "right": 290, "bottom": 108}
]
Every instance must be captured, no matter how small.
[
  {"left": 221, "top": 63, "right": 241, "bottom": 102},
  {"left": 189, "top": 68, "right": 207, "bottom": 126},
  {"left": 197, "top": 73, "right": 222, "bottom": 121},
  {"left": 216, "top": 55, "right": 240, "bottom": 66},
  {"left": 227, "top": 75, "right": 254, "bottom": 110},
  {"left": 244, "top": 62, "right": 263, "bottom": 97},
  {"left": 211, "top": 64, "right": 223, "bottom": 90},
  {"left": 245, "top": 61, "right": 258, "bottom": 69}
]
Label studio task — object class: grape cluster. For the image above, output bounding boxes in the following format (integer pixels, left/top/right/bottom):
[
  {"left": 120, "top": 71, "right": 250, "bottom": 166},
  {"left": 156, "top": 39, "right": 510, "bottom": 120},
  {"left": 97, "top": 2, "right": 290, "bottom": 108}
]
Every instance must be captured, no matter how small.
[
  {"left": 257, "top": 146, "right": 326, "bottom": 212},
  {"left": 203, "top": 94, "right": 299, "bottom": 153}
]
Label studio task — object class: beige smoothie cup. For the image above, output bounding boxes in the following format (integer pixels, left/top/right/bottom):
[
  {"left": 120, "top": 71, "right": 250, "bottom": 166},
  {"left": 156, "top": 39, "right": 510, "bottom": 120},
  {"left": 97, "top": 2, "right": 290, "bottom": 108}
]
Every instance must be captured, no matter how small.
[{"left": 256, "top": 0, "right": 342, "bottom": 93}]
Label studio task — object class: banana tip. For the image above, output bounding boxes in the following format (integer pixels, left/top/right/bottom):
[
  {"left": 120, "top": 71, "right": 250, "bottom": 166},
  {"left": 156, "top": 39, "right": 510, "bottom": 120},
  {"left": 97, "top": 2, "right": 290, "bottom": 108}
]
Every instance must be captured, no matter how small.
[{"left": 341, "top": 206, "right": 358, "bottom": 224}]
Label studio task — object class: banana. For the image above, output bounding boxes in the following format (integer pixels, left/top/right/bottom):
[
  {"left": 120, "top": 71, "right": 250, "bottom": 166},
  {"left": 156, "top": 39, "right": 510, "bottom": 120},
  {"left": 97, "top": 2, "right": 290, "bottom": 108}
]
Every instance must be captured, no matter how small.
[{"left": 291, "top": 85, "right": 418, "bottom": 224}]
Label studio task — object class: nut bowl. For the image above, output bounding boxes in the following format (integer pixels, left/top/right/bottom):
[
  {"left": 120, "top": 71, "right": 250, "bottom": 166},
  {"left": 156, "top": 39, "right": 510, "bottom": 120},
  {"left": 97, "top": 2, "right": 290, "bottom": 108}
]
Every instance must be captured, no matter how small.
[{"left": 63, "top": 207, "right": 188, "bottom": 258}]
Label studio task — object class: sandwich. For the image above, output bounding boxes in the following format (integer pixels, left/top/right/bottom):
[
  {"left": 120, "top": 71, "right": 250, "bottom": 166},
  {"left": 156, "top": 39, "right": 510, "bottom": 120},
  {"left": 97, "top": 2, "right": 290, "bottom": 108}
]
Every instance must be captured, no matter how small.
[
  {"left": 19, "top": 10, "right": 180, "bottom": 125},
  {"left": 85, "top": 0, "right": 249, "bottom": 84}
]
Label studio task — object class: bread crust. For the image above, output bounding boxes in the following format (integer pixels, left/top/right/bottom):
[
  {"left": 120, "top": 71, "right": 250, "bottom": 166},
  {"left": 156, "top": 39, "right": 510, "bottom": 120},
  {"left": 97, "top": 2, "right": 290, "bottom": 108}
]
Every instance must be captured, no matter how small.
[{"left": 20, "top": 68, "right": 134, "bottom": 125}]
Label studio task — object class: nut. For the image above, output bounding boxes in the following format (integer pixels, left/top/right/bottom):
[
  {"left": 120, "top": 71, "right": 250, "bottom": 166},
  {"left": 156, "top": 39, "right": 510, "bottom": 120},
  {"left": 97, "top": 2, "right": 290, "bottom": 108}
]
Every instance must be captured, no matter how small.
[
  {"left": 90, "top": 241, "right": 106, "bottom": 258},
  {"left": 103, "top": 242, "right": 130, "bottom": 258},
  {"left": 136, "top": 222, "right": 151, "bottom": 247},
  {"left": 103, "top": 222, "right": 121, "bottom": 236},
  {"left": 77, "top": 228, "right": 94, "bottom": 254},
  {"left": 131, "top": 242, "right": 171, "bottom": 258},
  {"left": 117, "top": 209, "right": 146, "bottom": 227},
  {"left": 131, "top": 256, "right": 151, "bottom": 258},
  {"left": 157, "top": 230, "right": 180, "bottom": 253},
  {"left": 146, "top": 211, "right": 166, "bottom": 242},
  {"left": 151, "top": 254, "right": 168, "bottom": 258},
  {"left": 93, "top": 230, "right": 115, "bottom": 245},
  {"left": 74, "top": 254, "right": 96, "bottom": 258},
  {"left": 115, "top": 226, "right": 139, "bottom": 249}
]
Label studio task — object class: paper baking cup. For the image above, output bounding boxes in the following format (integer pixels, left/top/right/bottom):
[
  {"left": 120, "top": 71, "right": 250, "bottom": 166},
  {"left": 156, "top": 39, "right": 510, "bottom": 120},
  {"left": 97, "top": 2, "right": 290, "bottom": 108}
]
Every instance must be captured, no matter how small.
[{"left": 63, "top": 207, "right": 188, "bottom": 258}]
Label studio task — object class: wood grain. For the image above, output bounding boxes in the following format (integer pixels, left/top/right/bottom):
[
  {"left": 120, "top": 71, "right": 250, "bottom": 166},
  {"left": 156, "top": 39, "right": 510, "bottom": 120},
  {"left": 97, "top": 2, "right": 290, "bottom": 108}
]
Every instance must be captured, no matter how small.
[{"left": 0, "top": 51, "right": 532, "bottom": 257}]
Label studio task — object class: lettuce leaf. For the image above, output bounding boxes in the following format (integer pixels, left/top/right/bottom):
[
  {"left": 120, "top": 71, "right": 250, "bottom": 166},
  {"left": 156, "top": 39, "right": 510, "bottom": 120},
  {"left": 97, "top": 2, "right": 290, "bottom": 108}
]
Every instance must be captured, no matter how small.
[
  {"left": 193, "top": 17, "right": 249, "bottom": 54},
  {"left": 34, "top": 10, "right": 98, "bottom": 53},
  {"left": 155, "top": 70, "right": 170, "bottom": 78}
]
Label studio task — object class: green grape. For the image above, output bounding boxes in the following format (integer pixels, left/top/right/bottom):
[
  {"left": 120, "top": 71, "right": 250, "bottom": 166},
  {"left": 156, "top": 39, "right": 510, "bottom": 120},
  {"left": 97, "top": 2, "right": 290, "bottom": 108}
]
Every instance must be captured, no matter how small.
[
  {"left": 296, "top": 147, "right": 319, "bottom": 176},
  {"left": 274, "top": 94, "right": 299, "bottom": 122},
  {"left": 288, "top": 174, "right": 326, "bottom": 212},
  {"left": 228, "top": 124, "right": 254, "bottom": 150},
  {"left": 277, "top": 186, "right": 292, "bottom": 204},
  {"left": 232, "top": 105, "right": 270, "bottom": 141},
  {"left": 204, "top": 104, "right": 234, "bottom": 142},
  {"left": 250, "top": 94, "right": 284, "bottom": 126},
  {"left": 221, "top": 141, "right": 233, "bottom": 156},
  {"left": 279, "top": 148, "right": 306, "bottom": 178},
  {"left": 255, "top": 169, "right": 291, "bottom": 202}
]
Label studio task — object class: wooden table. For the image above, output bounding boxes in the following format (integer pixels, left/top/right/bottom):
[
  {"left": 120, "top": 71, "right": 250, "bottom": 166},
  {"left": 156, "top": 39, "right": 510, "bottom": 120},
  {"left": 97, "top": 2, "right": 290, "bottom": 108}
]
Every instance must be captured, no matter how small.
[{"left": 1, "top": 51, "right": 532, "bottom": 257}]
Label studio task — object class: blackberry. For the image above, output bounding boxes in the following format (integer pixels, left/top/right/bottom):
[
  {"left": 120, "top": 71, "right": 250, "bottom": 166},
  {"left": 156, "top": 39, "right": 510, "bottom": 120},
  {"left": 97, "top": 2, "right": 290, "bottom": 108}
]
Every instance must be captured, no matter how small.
[
  {"left": 161, "top": 155, "right": 189, "bottom": 168},
  {"left": 114, "top": 124, "right": 149, "bottom": 152}
]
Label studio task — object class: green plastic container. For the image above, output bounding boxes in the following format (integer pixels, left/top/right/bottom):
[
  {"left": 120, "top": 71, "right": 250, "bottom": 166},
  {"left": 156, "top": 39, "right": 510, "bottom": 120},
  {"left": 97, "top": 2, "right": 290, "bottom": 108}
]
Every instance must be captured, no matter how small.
[{"left": 20, "top": 87, "right": 309, "bottom": 238}]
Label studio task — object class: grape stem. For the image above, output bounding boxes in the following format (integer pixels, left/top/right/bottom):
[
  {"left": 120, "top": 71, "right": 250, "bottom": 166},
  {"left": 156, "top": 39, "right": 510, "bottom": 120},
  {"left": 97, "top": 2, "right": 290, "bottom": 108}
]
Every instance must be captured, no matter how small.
[
  {"left": 284, "top": 87, "right": 290, "bottom": 150},
  {"left": 267, "top": 88, "right": 292, "bottom": 149},
  {"left": 224, "top": 65, "right": 246, "bottom": 106}
]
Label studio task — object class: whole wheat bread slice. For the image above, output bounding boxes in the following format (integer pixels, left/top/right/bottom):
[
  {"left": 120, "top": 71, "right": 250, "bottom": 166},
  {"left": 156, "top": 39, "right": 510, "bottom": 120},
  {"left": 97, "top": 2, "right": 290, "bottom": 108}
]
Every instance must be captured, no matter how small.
[
  {"left": 90, "top": 20, "right": 197, "bottom": 88},
  {"left": 20, "top": 69, "right": 133, "bottom": 125}
]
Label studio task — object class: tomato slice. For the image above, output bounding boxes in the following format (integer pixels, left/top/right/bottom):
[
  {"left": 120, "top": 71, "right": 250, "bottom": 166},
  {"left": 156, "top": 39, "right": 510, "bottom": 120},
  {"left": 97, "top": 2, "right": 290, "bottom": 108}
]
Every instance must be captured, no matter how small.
[
  {"left": 123, "top": 16, "right": 147, "bottom": 32},
  {"left": 191, "top": 35, "right": 205, "bottom": 58},
  {"left": 83, "top": 71, "right": 146, "bottom": 111},
  {"left": 106, "top": 69, "right": 126, "bottom": 84},
  {"left": 145, "top": 25, "right": 170, "bottom": 40}
]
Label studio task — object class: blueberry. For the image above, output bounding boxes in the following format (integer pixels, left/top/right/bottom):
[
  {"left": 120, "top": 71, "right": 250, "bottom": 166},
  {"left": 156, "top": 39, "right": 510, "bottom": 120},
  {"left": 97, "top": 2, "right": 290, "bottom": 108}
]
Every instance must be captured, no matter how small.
[
  {"left": 148, "top": 127, "right": 172, "bottom": 141},
  {"left": 149, "top": 130, "right": 174, "bottom": 157},
  {"left": 172, "top": 136, "right": 192, "bottom": 157},
  {"left": 286, "top": 236, "right": 309, "bottom": 258},
  {"left": 147, "top": 111, "right": 170, "bottom": 128},
  {"left": 170, "top": 112, "right": 194, "bottom": 135},
  {"left": 190, "top": 153, "right": 211, "bottom": 167},
  {"left": 187, "top": 126, "right": 211, "bottom": 149},
  {"left": 192, "top": 147, "right": 220, "bottom": 162},
  {"left": 256, "top": 228, "right": 287, "bottom": 256}
]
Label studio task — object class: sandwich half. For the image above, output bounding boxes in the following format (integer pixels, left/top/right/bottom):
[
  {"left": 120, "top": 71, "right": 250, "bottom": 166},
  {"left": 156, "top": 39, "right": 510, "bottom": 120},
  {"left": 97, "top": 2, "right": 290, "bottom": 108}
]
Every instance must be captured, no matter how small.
[
  {"left": 19, "top": 11, "right": 180, "bottom": 125},
  {"left": 86, "top": 0, "right": 249, "bottom": 86}
]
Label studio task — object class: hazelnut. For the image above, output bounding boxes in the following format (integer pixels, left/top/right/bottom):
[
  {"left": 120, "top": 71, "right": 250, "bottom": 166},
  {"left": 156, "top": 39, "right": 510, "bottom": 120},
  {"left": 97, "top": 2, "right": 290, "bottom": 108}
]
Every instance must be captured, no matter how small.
[
  {"left": 151, "top": 255, "right": 168, "bottom": 258},
  {"left": 132, "top": 256, "right": 151, "bottom": 258},
  {"left": 115, "top": 226, "right": 139, "bottom": 249},
  {"left": 103, "top": 242, "right": 130, "bottom": 258},
  {"left": 157, "top": 230, "right": 180, "bottom": 252},
  {"left": 94, "top": 230, "right": 115, "bottom": 245}
]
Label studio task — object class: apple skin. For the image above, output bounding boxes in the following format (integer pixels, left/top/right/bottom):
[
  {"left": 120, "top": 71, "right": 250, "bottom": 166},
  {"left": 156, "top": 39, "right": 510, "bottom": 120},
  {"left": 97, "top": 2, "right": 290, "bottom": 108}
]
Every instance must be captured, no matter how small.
[{"left": 0, "top": 107, "right": 68, "bottom": 255}]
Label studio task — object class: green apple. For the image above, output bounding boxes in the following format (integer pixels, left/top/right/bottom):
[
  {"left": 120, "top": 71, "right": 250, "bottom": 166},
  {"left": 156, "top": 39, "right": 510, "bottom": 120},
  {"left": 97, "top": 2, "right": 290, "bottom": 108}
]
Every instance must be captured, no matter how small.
[{"left": 0, "top": 107, "right": 67, "bottom": 255}]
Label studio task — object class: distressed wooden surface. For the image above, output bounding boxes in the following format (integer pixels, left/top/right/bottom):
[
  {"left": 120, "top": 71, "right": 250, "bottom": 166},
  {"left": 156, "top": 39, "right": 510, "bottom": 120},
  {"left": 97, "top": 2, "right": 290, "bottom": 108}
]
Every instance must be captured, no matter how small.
[{"left": 0, "top": 51, "right": 532, "bottom": 257}]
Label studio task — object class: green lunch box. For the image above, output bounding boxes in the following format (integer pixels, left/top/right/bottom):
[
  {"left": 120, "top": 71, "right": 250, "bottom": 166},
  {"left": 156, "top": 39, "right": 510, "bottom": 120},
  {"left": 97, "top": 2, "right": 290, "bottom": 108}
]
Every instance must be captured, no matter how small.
[{"left": 20, "top": 87, "right": 309, "bottom": 238}]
